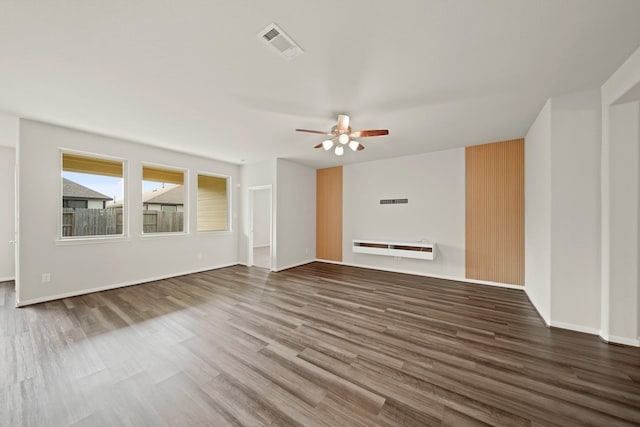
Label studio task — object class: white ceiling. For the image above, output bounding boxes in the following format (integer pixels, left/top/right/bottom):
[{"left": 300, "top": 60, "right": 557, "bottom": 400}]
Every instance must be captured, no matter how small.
[{"left": 1, "top": 0, "right": 640, "bottom": 169}]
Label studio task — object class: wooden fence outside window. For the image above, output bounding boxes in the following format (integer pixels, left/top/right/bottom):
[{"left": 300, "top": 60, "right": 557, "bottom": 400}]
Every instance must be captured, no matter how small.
[{"left": 62, "top": 208, "right": 183, "bottom": 236}]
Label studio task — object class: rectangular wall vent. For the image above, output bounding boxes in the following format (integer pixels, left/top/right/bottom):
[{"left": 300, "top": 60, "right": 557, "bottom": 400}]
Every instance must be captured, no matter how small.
[
  {"left": 380, "top": 198, "right": 408, "bottom": 205},
  {"left": 257, "top": 23, "right": 303, "bottom": 61},
  {"left": 263, "top": 28, "right": 280, "bottom": 41}
]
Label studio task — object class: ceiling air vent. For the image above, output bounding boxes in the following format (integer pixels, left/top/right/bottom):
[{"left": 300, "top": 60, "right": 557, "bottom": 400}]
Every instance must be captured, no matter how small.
[{"left": 257, "top": 23, "right": 303, "bottom": 61}]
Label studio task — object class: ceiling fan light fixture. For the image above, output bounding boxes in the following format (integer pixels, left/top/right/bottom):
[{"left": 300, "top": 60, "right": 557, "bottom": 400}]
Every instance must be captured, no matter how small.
[
  {"left": 296, "top": 114, "right": 389, "bottom": 155},
  {"left": 322, "top": 139, "right": 334, "bottom": 150}
]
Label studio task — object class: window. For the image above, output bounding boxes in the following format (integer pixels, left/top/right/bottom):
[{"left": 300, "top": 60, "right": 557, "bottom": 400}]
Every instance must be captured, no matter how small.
[
  {"left": 61, "top": 152, "right": 124, "bottom": 238},
  {"left": 62, "top": 199, "right": 88, "bottom": 209},
  {"left": 197, "top": 174, "right": 229, "bottom": 232},
  {"left": 142, "top": 165, "right": 185, "bottom": 233}
]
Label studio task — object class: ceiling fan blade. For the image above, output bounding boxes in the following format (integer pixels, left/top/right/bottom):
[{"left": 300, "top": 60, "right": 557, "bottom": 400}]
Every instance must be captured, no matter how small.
[
  {"left": 357, "top": 143, "right": 365, "bottom": 151},
  {"left": 336, "top": 115, "right": 350, "bottom": 133},
  {"left": 296, "top": 129, "right": 331, "bottom": 135},
  {"left": 350, "top": 129, "right": 389, "bottom": 138},
  {"left": 313, "top": 143, "right": 323, "bottom": 149}
]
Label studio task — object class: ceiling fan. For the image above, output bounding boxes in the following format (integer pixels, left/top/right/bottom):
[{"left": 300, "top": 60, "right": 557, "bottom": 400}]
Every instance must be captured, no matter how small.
[{"left": 296, "top": 114, "right": 389, "bottom": 156}]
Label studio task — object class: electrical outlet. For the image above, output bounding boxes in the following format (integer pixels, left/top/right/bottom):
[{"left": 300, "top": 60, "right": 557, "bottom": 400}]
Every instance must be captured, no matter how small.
[
  {"left": 197, "top": 251, "right": 203, "bottom": 260},
  {"left": 305, "top": 247, "right": 309, "bottom": 254},
  {"left": 41, "top": 273, "right": 51, "bottom": 283}
]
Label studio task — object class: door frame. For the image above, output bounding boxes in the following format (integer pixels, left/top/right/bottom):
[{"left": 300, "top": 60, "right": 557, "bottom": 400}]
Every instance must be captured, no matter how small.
[{"left": 13, "top": 159, "right": 20, "bottom": 305}]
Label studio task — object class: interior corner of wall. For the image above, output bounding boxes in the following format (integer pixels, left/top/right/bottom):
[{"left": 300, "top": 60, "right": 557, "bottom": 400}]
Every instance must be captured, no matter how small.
[{"left": 524, "top": 285, "right": 551, "bottom": 326}]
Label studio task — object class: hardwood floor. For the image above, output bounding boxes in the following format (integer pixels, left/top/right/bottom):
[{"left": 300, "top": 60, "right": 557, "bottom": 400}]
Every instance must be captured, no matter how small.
[{"left": 1, "top": 262, "right": 639, "bottom": 426}]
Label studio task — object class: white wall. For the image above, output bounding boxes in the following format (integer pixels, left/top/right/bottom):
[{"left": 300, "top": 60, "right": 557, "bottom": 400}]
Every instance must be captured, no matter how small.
[
  {"left": 525, "top": 90, "right": 603, "bottom": 331},
  {"left": 608, "top": 101, "right": 639, "bottom": 341},
  {"left": 342, "top": 149, "right": 466, "bottom": 280},
  {"left": 0, "top": 112, "right": 18, "bottom": 282},
  {"left": 0, "top": 111, "right": 19, "bottom": 148},
  {"left": 524, "top": 100, "right": 552, "bottom": 324},
  {"left": 18, "top": 119, "right": 240, "bottom": 304},
  {"left": 252, "top": 188, "right": 271, "bottom": 247},
  {"left": 239, "top": 159, "right": 276, "bottom": 265},
  {"left": 601, "top": 45, "right": 640, "bottom": 346},
  {"left": 275, "top": 158, "right": 315, "bottom": 271},
  {"left": 0, "top": 147, "right": 16, "bottom": 281},
  {"left": 549, "top": 89, "right": 602, "bottom": 332}
]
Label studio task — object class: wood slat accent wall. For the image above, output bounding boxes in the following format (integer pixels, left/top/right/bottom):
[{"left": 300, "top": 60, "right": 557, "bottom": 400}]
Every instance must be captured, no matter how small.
[
  {"left": 466, "top": 139, "right": 524, "bottom": 285},
  {"left": 316, "top": 166, "right": 343, "bottom": 261}
]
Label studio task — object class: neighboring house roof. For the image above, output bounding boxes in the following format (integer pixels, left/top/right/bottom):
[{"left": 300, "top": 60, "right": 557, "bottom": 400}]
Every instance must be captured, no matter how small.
[
  {"left": 63, "top": 178, "right": 112, "bottom": 201},
  {"left": 143, "top": 185, "right": 184, "bottom": 205},
  {"left": 107, "top": 185, "right": 184, "bottom": 207}
]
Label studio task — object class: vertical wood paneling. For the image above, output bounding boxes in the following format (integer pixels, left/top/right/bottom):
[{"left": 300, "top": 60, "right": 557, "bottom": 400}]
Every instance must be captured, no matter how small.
[
  {"left": 466, "top": 139, "right": 524, "bottom": 285},
  {"left": 316, "top": 166, "right": 343, "bottom": 261}
]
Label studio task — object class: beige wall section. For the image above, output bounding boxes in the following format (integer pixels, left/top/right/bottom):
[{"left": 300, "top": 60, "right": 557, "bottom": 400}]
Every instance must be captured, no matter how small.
[
  {"left": 0, "top": 147, "right": 15, "bottom": 281},
  {"left": 18, "top": 119, "right": 240, "bottom": 304},
  {"left": 275, "top": 159, "right": 316, "bottom": 270},
  {"left": 316, "top": 166, "right": 342, "bottom": 262},
  {"left": 466, "top": 139, "right": 524, "bottom": 285},
  {"left": 608, "top": 101, "right": 639, "bottom": 342}
]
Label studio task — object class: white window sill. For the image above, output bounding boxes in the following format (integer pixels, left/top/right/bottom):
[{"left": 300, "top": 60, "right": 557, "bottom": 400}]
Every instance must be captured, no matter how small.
[
  {"left": 56, "top": 235, "right": 130, "bottom": 246},
  {"left": 198, "top": 230, "right": 233, "bottom": 236},
  {"left": 139, "top": 232, "right": 190, "bottom": 240}
]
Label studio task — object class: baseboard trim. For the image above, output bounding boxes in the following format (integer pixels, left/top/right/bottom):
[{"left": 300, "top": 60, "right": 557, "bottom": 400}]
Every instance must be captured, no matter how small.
[
  {"left": 550, "top": 321, "right": 599, "bottom": 335},
  {"left": 317, "top": 259, "right": 623, "bottom": 339},
  {"left": 273, "top": 259, "right": 315, "bottom": 272},
  {"left": 604, "top": 334, "right": 640, "bottom": 347},
  {"left": 0, "top": 276, "right": 15, "bottom": 283},
  {"left": 315, "top": 259, "right": 524, "bottom": 290},
  {"left": 15, "top": 262, "right": 240, "bottom": 307}
]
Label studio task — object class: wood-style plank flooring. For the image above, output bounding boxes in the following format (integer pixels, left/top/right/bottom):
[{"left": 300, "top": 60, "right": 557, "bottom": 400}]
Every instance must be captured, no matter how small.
[{"left": 1, "top": 262, "right": 639, "bottom": 426}]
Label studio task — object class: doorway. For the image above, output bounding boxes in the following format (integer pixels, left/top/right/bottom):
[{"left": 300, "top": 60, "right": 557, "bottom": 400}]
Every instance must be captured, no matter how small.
[{"left": 249, "top": 186, "right": 272, "bottom": 269}]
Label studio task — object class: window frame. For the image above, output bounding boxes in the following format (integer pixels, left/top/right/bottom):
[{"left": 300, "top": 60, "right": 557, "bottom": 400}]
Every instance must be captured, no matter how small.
[
  {"left": 140, "top": 162, "right": 188, "bottom": 236},
  {"left": 58, "top": 149, "right": 129, "bottom": 243},
  {"left": 197, "top": 171, "right": 232, "bottom": 234}
]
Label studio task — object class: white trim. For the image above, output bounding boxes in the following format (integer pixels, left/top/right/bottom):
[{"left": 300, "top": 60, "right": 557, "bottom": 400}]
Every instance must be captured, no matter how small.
[
  {"left": 15, "top": 262, "right": 239, "bottom": 307},
  {"left": 247, "top": 185, "right": 273, "bottom": 191},
  {"left": 14, "top": 130, "right": 20, "bottom": 302},
  {"left": 605, "top": 335, "right": 640, "bottom": 347},
  {"left": 56, "top": 236, "right": 131, "bottom": 246},
  {"left": 253, "top": 244, "right": 270, "bottom": 248},
  {"left": 59, "top": 148, "right": 129, "bottom": 240},
  {"left": 197, "top": 230, "right": 234, "bottom": 237},
  {"left": 139, "top": 232, "right": 189, "bottom": 240},
  {"left": 316, "top": 260, "right": 637, "bottom": 346},
  {"left": 550, "top": 321, "right": 599, "bottom": 335},
  {"left": 0, "top": 276, "right": 15, "bottom": 283},
  {"left": 273, "top": 259, "right": 314, "bottom": 272},
  {"left": 315, "top": 259, "right": 524, "bottom": 290}
]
